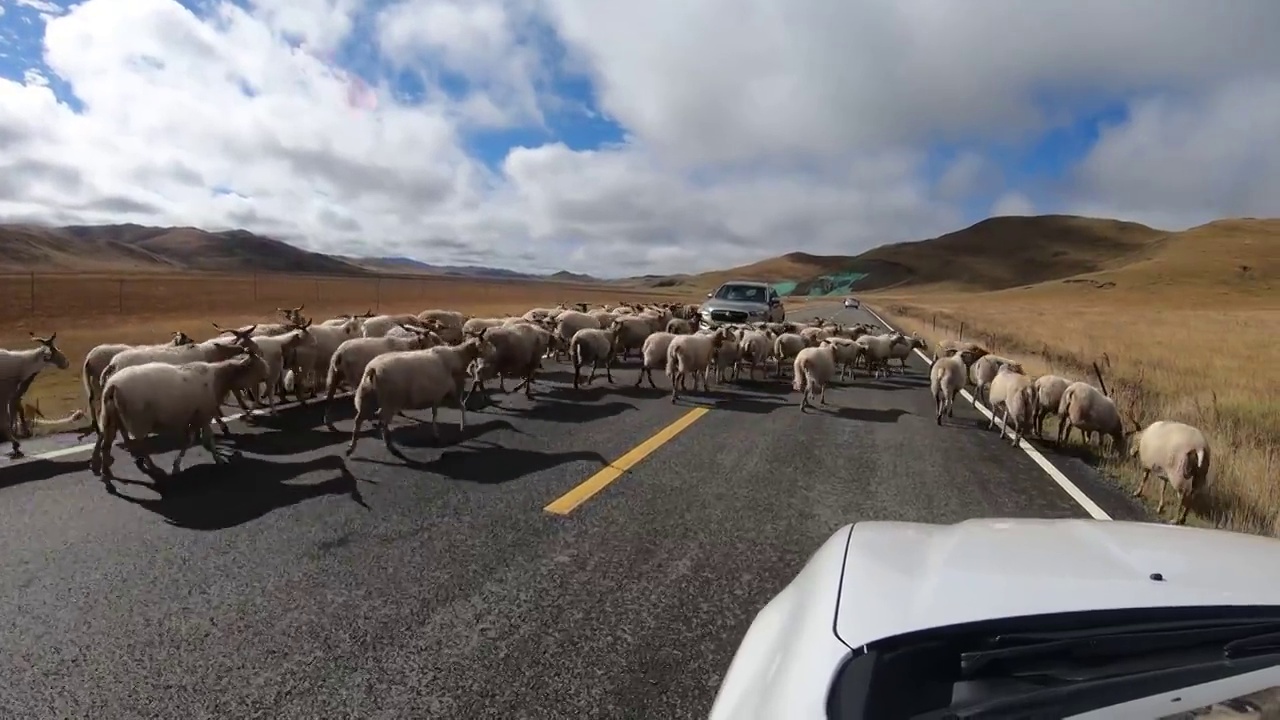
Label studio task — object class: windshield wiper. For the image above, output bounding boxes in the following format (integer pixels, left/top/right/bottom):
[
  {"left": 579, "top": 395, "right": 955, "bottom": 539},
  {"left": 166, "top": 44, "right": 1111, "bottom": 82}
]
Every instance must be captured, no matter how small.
[{"left": 960, "top": 618, "right": 1280, "bottom": 679}]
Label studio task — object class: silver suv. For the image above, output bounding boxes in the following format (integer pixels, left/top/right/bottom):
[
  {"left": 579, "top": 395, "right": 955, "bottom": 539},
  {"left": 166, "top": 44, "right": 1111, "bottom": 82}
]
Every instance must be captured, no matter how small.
[{"left": 699, "top": 281, "right": 786, "bottom": 329}]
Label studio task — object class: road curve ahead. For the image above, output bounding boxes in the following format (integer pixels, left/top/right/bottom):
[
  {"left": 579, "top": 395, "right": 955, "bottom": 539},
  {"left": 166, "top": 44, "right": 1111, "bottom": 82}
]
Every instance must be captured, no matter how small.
[{"left": 0, "top": 301, "right": 1147, "bottom": 719}]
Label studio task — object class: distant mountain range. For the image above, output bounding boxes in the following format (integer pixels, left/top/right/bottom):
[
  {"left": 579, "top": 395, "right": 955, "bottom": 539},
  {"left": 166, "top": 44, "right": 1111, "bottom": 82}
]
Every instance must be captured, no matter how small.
[{"left": 0, "top": 223, "right": 599, "bottom": 282}]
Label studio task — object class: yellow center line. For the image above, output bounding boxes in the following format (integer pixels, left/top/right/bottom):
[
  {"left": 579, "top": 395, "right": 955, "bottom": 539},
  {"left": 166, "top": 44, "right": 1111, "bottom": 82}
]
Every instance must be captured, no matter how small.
[{"left": 543, "top": 407, "right": 711, "bottom": 516}]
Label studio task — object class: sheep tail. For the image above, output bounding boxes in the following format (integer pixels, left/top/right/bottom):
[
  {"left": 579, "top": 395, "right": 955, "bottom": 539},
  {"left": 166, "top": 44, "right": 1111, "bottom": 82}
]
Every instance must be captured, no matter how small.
[{"left": 354, "top": 366, "right": 379, "bottom": 414}]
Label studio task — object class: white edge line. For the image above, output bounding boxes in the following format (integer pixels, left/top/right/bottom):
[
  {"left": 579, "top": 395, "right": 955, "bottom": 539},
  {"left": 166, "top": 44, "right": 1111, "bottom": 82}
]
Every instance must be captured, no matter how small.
[
  {"left": 11, "top": 391, "right": 355, "bottom": 463},
  {"left": 859, "top": 304, "right": 1113, "bottom": 521}
]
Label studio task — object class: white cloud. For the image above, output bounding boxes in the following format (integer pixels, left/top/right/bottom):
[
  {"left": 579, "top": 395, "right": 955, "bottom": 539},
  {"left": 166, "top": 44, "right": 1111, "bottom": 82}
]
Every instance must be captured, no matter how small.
[
  {"left": 991, "top": 192, "right": 1036, "bottom": 218},
  {"left": 0, "top": 0, "right": 1278, "bottom": 276}
]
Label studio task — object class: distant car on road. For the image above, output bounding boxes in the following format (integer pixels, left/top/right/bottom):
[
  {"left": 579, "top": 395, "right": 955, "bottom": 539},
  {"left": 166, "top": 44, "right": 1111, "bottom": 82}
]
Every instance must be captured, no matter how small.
[
  {"left": 699, "top": 281, "right": 785, "bottom": 328},
  {"left": 709, "top": 518, "right": 1280, "bottom": 720},
  {"left": 842, "top": 296, "right": 859, "bottom": 309}
]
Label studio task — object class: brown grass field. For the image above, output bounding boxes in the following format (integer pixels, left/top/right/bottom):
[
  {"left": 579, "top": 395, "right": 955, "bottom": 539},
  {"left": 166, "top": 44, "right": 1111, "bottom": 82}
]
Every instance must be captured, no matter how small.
[
  {"left": 1, "top": 271, "right": 694, "bottom": 423},
  {"left": 864, "top": 218, "right": 1280, "bottom": 535}
]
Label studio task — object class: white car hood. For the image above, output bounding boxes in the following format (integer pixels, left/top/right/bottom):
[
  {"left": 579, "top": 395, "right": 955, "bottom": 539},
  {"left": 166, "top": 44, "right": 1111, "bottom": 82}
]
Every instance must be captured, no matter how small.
[
  {"left": 837, "top": 518, "right": 1280, "bottom": 648},
  {"left": 710, "top": 518, "right": 1280, "bottom": 720}
]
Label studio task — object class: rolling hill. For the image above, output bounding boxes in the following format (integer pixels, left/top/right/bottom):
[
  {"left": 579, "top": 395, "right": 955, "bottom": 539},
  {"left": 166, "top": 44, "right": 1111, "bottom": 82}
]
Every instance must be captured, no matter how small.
[
  {"left": 0, "top": 224, "right": 598, "bottom": 282},
  {"left": 0, "top": 223, "right": 367, "bottom": 275},
  {"left": 655, "top": 215, "right": 1185, "bottom": 294}
]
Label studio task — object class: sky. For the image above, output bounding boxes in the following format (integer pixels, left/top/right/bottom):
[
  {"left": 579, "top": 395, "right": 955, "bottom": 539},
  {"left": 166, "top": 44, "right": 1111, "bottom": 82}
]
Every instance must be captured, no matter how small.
[{"left": 1, "top": 0, "right": 1278, "bottom": 278}]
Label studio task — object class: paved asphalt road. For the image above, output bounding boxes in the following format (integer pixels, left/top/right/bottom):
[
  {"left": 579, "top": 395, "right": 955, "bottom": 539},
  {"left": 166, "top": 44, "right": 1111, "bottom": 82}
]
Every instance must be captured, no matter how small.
[{"left": 0, "top": 302, "right": 1149, "bottom": 719}]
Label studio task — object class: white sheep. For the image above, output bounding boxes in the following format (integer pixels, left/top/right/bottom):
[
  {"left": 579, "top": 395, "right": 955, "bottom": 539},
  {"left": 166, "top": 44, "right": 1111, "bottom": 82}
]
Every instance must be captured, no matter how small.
[
  {"left": 88, "top": 353, "right": 261, "bottom": 485},
  {"left": 713, "top": 328, "right": 743, "bottom": 382},
  {"left": 569, "top": 326, "right": 621, "bottom": 389},
  {"left": 553, "top": 311, "right": 604, "bottom": 362},
  {"left": 361, "top": 313, "right": 423, "bottom": 339},
  {"left": 465, "top": 322, "right": 553, "bottom": 404},
  {"left": 854, "top": 333, "right": 906, "bottom": 379},
  {"left": 1056, "top": 381, "right": 1130, "bottom": 452},
  {"left": 793, "top": 343, "right": 837, "bottom": 411},
  {"left": 213, "top": 319, "right": 315, "bottom": 415},
  {"left": 418, "top": 309, "right": 468, "bottom": 344},
  {"left": 665, "top": 318, "right": 694, "bottom": 335},
  {"left": 736, "top": 329, "right": 774, "bottom": 382},
  {"left": 0, "top": 333, "right": 71, "bottom": 458},
  {"left": 79, "top": 331, "right": 195, "bottom": 438},
  {"left": 344, "top": 334, "right": 496, "bottom": 457},
  {"left": 886, "top": 333, "right": 928, "bottom": 373},
  {"left": 934, "top": 339, "right": 988, "bottom": 366},
  {"left": 1032, "top": 374, "right": 1072, "bottom": 439},
  {"left": 1129, "top": 420, "right": 1212, "bottom": 524},
  {"left": 288, "top": 316, "right": 363, "bottom": 400},
  {"left": 321, "top": 325, "right": 443, "bottom": 429},
  {"left": 635, "top": 332, "right": 677, "bottom": 388},
  {"left": 772, "top": 333, "right": 812, "bottom": 378},
  {"left": 929, "top": 353, "right": 966, "bottom": 425},
  {"left": 822, "top": 337, "right": 863, "bottom": 381},
  {"left": 969, "top": 354, "right": 1023, "bottom": 406},
  {"left": 666, "top": 329, "right": 729, "bottom": 402},
  {"left": 987, "top": 366, "right": 1036, "bottom": 446}
]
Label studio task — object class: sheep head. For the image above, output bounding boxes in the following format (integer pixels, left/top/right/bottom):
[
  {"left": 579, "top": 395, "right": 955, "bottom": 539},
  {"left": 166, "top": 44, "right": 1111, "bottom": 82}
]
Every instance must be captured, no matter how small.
[
  {"left": 29, "top": 332, "right": 70, "bottom": 370},
  {"left": 171, "top": 331, "right": 196, "bottom": 346}
]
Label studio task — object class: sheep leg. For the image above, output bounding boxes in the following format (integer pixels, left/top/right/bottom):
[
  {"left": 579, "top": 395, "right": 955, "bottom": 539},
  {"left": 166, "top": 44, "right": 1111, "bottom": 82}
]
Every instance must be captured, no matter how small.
[
  {"left": 172, "top": 419, "right": 203, "bottom": 475},
  {"left": 948, "top": 389, "right": 957, "bottom": 418},
  {"left": 818, "top": 381, "right": 828, "bottom": 405},
  {"left": 1156, "top": 480, "right": 1168, "bottom": 514},
  {"left": 1132, "top": 468, "right": 1151, "bottom": 498},
  {"left": 455, "top": 390, "right": 468, "bottom": 432},
  {"left": 634, "top": 366, "right": 645, "bottom": 388},
  {"left": 345, "top": 407, "right": 371, "bottom": 457},
  {"left": 604, "top": 358, "right": 614, "bottom": 384},
  {"left": 232, "top": 389, "right": 256, "bottom": 422},
  {"left": 321, "top": 374, "right": 343, "bottom": 430},
  {"left": 1175, "top": 490, "right": 1192, "bottom": 525},
  {"left": 573, "top": 363, "right": 584, "bottom": 389}
]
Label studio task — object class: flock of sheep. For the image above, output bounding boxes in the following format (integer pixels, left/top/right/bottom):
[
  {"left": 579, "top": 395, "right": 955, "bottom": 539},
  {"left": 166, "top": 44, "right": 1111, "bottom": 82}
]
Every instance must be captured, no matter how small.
[
  {"left": 929, "top": 338, "right": 1212, "bottom": 524},
  {"left": 0, "top": 298, "right": 1210, "bottom": 525}
]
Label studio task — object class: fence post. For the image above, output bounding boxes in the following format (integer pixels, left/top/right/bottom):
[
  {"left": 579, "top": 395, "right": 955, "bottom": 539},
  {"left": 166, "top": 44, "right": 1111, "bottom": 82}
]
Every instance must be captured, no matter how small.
[
  {"left": 315, "top": 279, "right": 320, "bottom": 302},
  {"left": 958, "top": 322, "right": 965, "bottom": 341},
  {"left": 29, "top": 272, "right": 35, "bottom": 314},
  {"left": 931, "top": 314, "right": 936, "bottom": 332},
  {"left": 253, "top": 272, "right": 259, "bottom": 301},
  {"left": 118, "top": 279, "right": 124, "bottom": 313},
  {"left": 375, "top": 277, "right": 382, "bottom": 311}
]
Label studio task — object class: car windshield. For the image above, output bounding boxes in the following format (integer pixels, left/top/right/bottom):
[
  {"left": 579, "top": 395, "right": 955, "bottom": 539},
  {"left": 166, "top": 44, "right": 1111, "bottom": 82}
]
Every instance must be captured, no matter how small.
[
  {"left": 714, "top": 284, "right": 767, "bottom": 303},
  {"left": 827, "top": 605, "right": 1280, "bottom": 719}
]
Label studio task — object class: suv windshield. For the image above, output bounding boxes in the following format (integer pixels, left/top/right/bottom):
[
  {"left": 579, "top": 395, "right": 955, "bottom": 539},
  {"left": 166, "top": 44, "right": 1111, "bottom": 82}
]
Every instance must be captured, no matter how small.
[
  {"left": 827, "top": 605, "right": 1280, "bottom": 719},
  {"left": 714, "top": 284, "right": 767, "bottom": 303}
]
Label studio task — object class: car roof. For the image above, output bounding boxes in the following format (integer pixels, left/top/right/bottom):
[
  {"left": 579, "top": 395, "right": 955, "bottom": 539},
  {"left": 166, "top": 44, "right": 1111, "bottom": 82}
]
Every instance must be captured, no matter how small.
[{"left": 719, "top": 280, "right": 770, "bottom": 288}]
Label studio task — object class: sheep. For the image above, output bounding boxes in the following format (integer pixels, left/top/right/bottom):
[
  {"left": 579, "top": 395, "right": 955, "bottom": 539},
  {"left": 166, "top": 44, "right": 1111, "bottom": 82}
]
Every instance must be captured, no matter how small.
[
  {"left": 886, "top": 333, "right": 928, "bottom": 373},
  {"left": 569, "top": 326, "right": 622, "bottom": 389},
  {"left": 666, "top": 329, "right": 729, "bottom": 402},
  {"left": 344, "top": 334, "right": 496, "bottom": 457},
  {"left": 1032, "top": 374, "right": 1072, "bottom": 438},
  {"left": 418, "top": 309, "right": 468, "bottom": 342},
  {"left": 0, "top": 333, "right": 71, "bottom": 458},
  {"left": 773, "top": 333, "right": 812, "bottom": 378},
  {"left": 1056, "top": 381, "right": 1130, "bottom": 452},
  {"left": 553, "top": 311, "right": 604, "bottom": 362},
  {"left": 665, "top": 318, "right": 694, "bottom": 335},
  {"left": 969, "top": 355, "right": 1023, "bottom": 406},
  {"left": 823, "top": 337, "right": 863, "bottom": 381},
  {"left": 793, "top": 343, "right": 837, "bottom": 411},
  {"left": 321, "top": 324, "right": 444, "bottom": 430},
  {"left": 736, "top": 329, "right": 774, "bottom": 382},
  {"left": 635, "top": 332, "right": 677, "bottom": 388},
  {"left": 465, "top": 322, "right": 554, "bottom": 405},
  {"left": 288, "top": 316, "right": 363, "bottom": 400},
  {"left": 360, "top": 313, "right": 424, "bottom": 339},
  {"left": 611, "top": 316, "right": 655, "bottom": 359},
  {"left": 934, "top": 339, "right": 988, "bottom": 366},
  {"left": 1129, "top": 420, "right": 1212, "bottom": 524},
  {"left": 987, "top": 366, "right": 1036, "bottom": 445},
  {"left": 929, "top": 354, "right": 966, "bottom": 425},
  {"left": 713, "top": 328, "right": 742, "bottom": 382},
  {"left": 213, "top": 319, "right": 315, "bottom": 415},
  {"left": 854, "top": 333, "right": 906, "bottom": 379},
  {"left": 11, "top": 398, "right": 85, "bottom": 438},
  {"left": 88, "top": 353, "right": 261, "bottom": 486},
  {"left": 79, "top": 331, "right": 195, "bottom": 438},
  {"left": 320, "top": 309, "right": 374, "bottom": 327}
]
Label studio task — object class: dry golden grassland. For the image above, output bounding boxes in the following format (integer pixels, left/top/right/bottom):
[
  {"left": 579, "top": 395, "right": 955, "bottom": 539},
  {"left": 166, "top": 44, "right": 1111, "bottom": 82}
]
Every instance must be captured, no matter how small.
[
  {"left": 868, "top": 284, "right": 1280, "bottom": 534},
  {"left": 1, "top": 271, "right": 693, "bottom": 423}
]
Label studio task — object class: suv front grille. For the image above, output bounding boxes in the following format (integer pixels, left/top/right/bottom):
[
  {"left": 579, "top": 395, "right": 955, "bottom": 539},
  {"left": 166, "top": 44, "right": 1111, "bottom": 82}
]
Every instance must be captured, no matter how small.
[{"left": 709, "top": 310, "right": 749, "bottom": 323}]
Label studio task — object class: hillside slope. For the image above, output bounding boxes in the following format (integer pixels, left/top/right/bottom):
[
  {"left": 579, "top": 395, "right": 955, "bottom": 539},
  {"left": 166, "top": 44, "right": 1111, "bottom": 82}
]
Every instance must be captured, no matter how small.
[
  {"left": 653, "top": 215, "right": 1171, "bottom": 294},
  {"left": 1, "top": 224, "right": 366, "bottom": 275}
]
